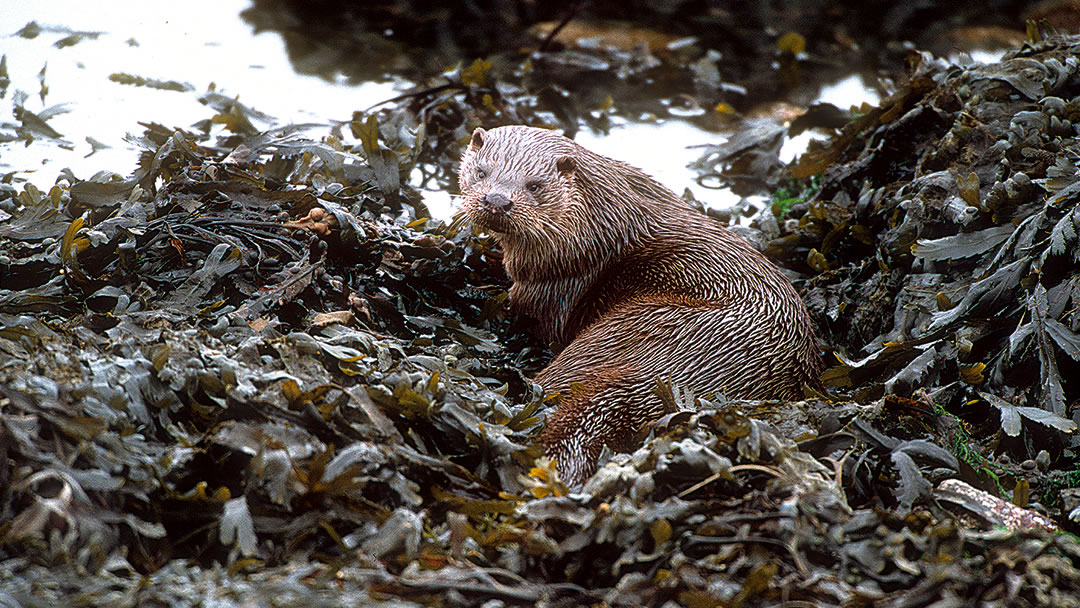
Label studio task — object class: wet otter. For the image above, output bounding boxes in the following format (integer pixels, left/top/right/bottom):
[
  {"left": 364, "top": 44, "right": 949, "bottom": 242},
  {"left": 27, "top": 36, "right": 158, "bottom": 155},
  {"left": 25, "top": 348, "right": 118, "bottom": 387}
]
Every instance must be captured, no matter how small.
[{"left": 458, "top": 125, "right": 822, "bottom": 486}]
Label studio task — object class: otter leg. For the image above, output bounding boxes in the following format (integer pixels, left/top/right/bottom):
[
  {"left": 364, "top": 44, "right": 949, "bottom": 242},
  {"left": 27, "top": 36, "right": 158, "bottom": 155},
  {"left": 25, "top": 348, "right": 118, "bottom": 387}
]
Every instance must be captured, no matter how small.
[{"left": 539, "top": 369, "right": 663, "bottom": 487}]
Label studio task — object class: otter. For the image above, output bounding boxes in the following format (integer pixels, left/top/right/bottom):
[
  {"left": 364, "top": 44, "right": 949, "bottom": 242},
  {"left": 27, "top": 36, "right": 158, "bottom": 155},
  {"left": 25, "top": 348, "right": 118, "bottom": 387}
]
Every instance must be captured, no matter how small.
[{"left": 458, "top": 125, "right": 822, "bottom": 486}]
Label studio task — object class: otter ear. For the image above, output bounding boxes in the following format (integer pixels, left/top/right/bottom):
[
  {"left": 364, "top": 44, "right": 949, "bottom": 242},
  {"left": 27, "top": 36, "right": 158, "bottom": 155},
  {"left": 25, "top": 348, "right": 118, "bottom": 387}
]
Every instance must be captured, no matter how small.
[
  {"left": 556, "top": 155, "right": 576, "bottom": 176},
  {"left": 470, "top": 128, "right": 486, "bottom": 149}
]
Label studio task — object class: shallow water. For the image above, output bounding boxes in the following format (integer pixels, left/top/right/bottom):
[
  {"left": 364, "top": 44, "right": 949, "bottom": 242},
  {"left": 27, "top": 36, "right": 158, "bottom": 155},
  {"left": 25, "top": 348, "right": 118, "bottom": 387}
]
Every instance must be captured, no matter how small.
[
  {"left": 1, "top": 1, "right": 885, "bottom": 221},
  {"left": 0, "top": 0, "right": 399, "bottom": 189}
]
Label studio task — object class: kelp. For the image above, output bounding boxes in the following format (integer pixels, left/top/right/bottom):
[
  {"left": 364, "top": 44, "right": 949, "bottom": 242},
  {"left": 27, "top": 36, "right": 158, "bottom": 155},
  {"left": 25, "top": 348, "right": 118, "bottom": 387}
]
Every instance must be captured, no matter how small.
[
  {"left": 3, "top": 13, "right": 1080, "bottom": 608},
  {"left": 791, "top": 36, "right": 1080, "bottom": 447}
]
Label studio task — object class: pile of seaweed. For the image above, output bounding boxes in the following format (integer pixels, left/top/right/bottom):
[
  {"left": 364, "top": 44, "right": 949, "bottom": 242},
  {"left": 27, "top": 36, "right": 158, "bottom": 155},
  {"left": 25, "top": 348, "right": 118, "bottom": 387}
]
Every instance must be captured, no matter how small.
[{"left": 2, "top": 26, "right": 1080, "bottom": 608}]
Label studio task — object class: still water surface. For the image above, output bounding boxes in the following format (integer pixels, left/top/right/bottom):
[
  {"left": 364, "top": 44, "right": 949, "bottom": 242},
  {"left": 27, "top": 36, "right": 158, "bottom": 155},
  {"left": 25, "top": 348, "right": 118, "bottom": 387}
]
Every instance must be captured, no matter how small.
[
  {"left": 1, "top": 1, "right": 406, "bottom": 204},
  {"left": 1, "top": 1, "right": 886, "bottom": 220}
]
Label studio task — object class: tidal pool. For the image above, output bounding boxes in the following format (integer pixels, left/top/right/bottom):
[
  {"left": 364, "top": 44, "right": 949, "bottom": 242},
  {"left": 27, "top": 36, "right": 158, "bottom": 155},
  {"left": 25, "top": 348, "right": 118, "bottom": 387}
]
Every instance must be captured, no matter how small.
[
  {"left": 1, "top": 1, "right": 883, "bottom": 222},
  {"left": 1, "top": 0, "right": 399, "bottom": 191}
]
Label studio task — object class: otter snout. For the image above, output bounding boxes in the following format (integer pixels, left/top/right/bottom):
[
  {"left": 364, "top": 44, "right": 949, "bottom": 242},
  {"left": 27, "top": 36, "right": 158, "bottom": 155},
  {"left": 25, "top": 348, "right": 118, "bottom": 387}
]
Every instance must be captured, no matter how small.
[{"left": 483, "top": 193, "right": 513, "bottom": 214}]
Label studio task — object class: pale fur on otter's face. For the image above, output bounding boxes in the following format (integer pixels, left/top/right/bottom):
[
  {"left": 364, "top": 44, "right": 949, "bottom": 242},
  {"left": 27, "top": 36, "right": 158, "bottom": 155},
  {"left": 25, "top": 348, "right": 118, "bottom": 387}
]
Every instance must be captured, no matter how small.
[
  {"left": 459, "top": 126, "right": 581, "bottom": 239},
  {"left": 458, "top": 125, "right": 662, "bottom": 282}
]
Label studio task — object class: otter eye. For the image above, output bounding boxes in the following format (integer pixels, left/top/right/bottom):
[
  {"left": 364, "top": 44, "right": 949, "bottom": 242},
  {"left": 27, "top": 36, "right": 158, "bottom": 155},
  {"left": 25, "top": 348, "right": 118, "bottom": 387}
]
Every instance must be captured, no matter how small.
[
  {"left": 475, "top": 169, "right": 487, "bottom": 180},
  {"left": 526, "top": 182, "right": 541, "bottom": 193}
]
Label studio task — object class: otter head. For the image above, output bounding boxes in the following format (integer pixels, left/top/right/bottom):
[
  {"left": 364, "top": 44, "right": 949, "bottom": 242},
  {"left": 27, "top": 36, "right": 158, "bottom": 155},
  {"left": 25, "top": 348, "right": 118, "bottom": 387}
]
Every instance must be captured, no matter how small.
[
  {"left": 458, "top": 126, "right": 582, "bottom": 239},
  {"left": 458, "top": 125, "right": 669, "bottom": 286}
]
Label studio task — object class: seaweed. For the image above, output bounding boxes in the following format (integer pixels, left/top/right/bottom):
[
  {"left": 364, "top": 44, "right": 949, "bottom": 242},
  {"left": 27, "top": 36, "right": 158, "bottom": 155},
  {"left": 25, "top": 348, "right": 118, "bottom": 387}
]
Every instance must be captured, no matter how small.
[{"left": 2, "top": 8, "right": 1080, "bottom": 606}]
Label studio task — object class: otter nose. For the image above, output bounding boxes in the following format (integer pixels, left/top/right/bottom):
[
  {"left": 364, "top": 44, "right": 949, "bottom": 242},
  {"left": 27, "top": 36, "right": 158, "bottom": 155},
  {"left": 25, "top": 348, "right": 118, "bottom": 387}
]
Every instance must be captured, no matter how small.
[{"left": 483, "top": 193, "right": 513, "bottom": 213}]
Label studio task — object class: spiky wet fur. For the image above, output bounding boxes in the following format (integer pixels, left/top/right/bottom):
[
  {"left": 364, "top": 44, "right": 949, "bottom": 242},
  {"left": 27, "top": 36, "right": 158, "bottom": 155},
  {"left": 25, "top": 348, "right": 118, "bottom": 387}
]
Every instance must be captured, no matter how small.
[{"left": 459, "top": 125, "right": 823, "bottom": 486}]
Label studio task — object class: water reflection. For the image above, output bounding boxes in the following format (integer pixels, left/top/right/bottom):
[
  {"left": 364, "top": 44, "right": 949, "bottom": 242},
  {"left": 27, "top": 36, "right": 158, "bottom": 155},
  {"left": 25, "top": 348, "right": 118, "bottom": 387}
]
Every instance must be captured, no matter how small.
[
  {"left": 576, "top": 119, "right": 742, "bottom": 213},
  {"left": 816, "top": 74, "right": 881, "bottom": 110},
  {"left": 779, "top": 74, "right": 881, "bottom": 164},
  {"left": 1, "top": 1, "right": 891, "bottom": 223},
  {"left": 0, "top": 0, "right": 401, "bottom": 188},
  {"left": 576, "top": 70, "right": 885, "bottom": 218}
]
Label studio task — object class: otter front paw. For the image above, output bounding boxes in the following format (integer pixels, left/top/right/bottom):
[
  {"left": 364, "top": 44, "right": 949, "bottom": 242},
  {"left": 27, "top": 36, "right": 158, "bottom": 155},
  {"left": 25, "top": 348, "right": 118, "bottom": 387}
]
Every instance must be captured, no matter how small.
[{"left": 542, "top": 433, "right": 601, "bottom": 488}]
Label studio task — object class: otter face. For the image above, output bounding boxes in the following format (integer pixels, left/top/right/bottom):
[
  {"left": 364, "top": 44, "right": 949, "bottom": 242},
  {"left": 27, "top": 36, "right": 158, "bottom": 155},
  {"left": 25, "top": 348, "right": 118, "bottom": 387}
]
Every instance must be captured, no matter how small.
[{"left": 458, "top": 126, "right": 579, "bottom": 238}]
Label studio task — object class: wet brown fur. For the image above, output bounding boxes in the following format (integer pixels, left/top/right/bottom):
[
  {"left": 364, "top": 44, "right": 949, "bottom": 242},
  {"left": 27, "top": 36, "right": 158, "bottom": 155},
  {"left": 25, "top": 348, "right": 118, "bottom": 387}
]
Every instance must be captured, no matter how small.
[{"left": 458, "top": 125, "right": 823, "bottom": 486}]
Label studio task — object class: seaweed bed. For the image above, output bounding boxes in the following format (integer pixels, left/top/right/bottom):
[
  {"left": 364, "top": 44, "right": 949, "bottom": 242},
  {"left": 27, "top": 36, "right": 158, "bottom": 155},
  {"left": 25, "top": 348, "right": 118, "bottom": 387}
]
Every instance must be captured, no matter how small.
[{"left": 2, "top": 15, "right": 1080, "bottom": 608}]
